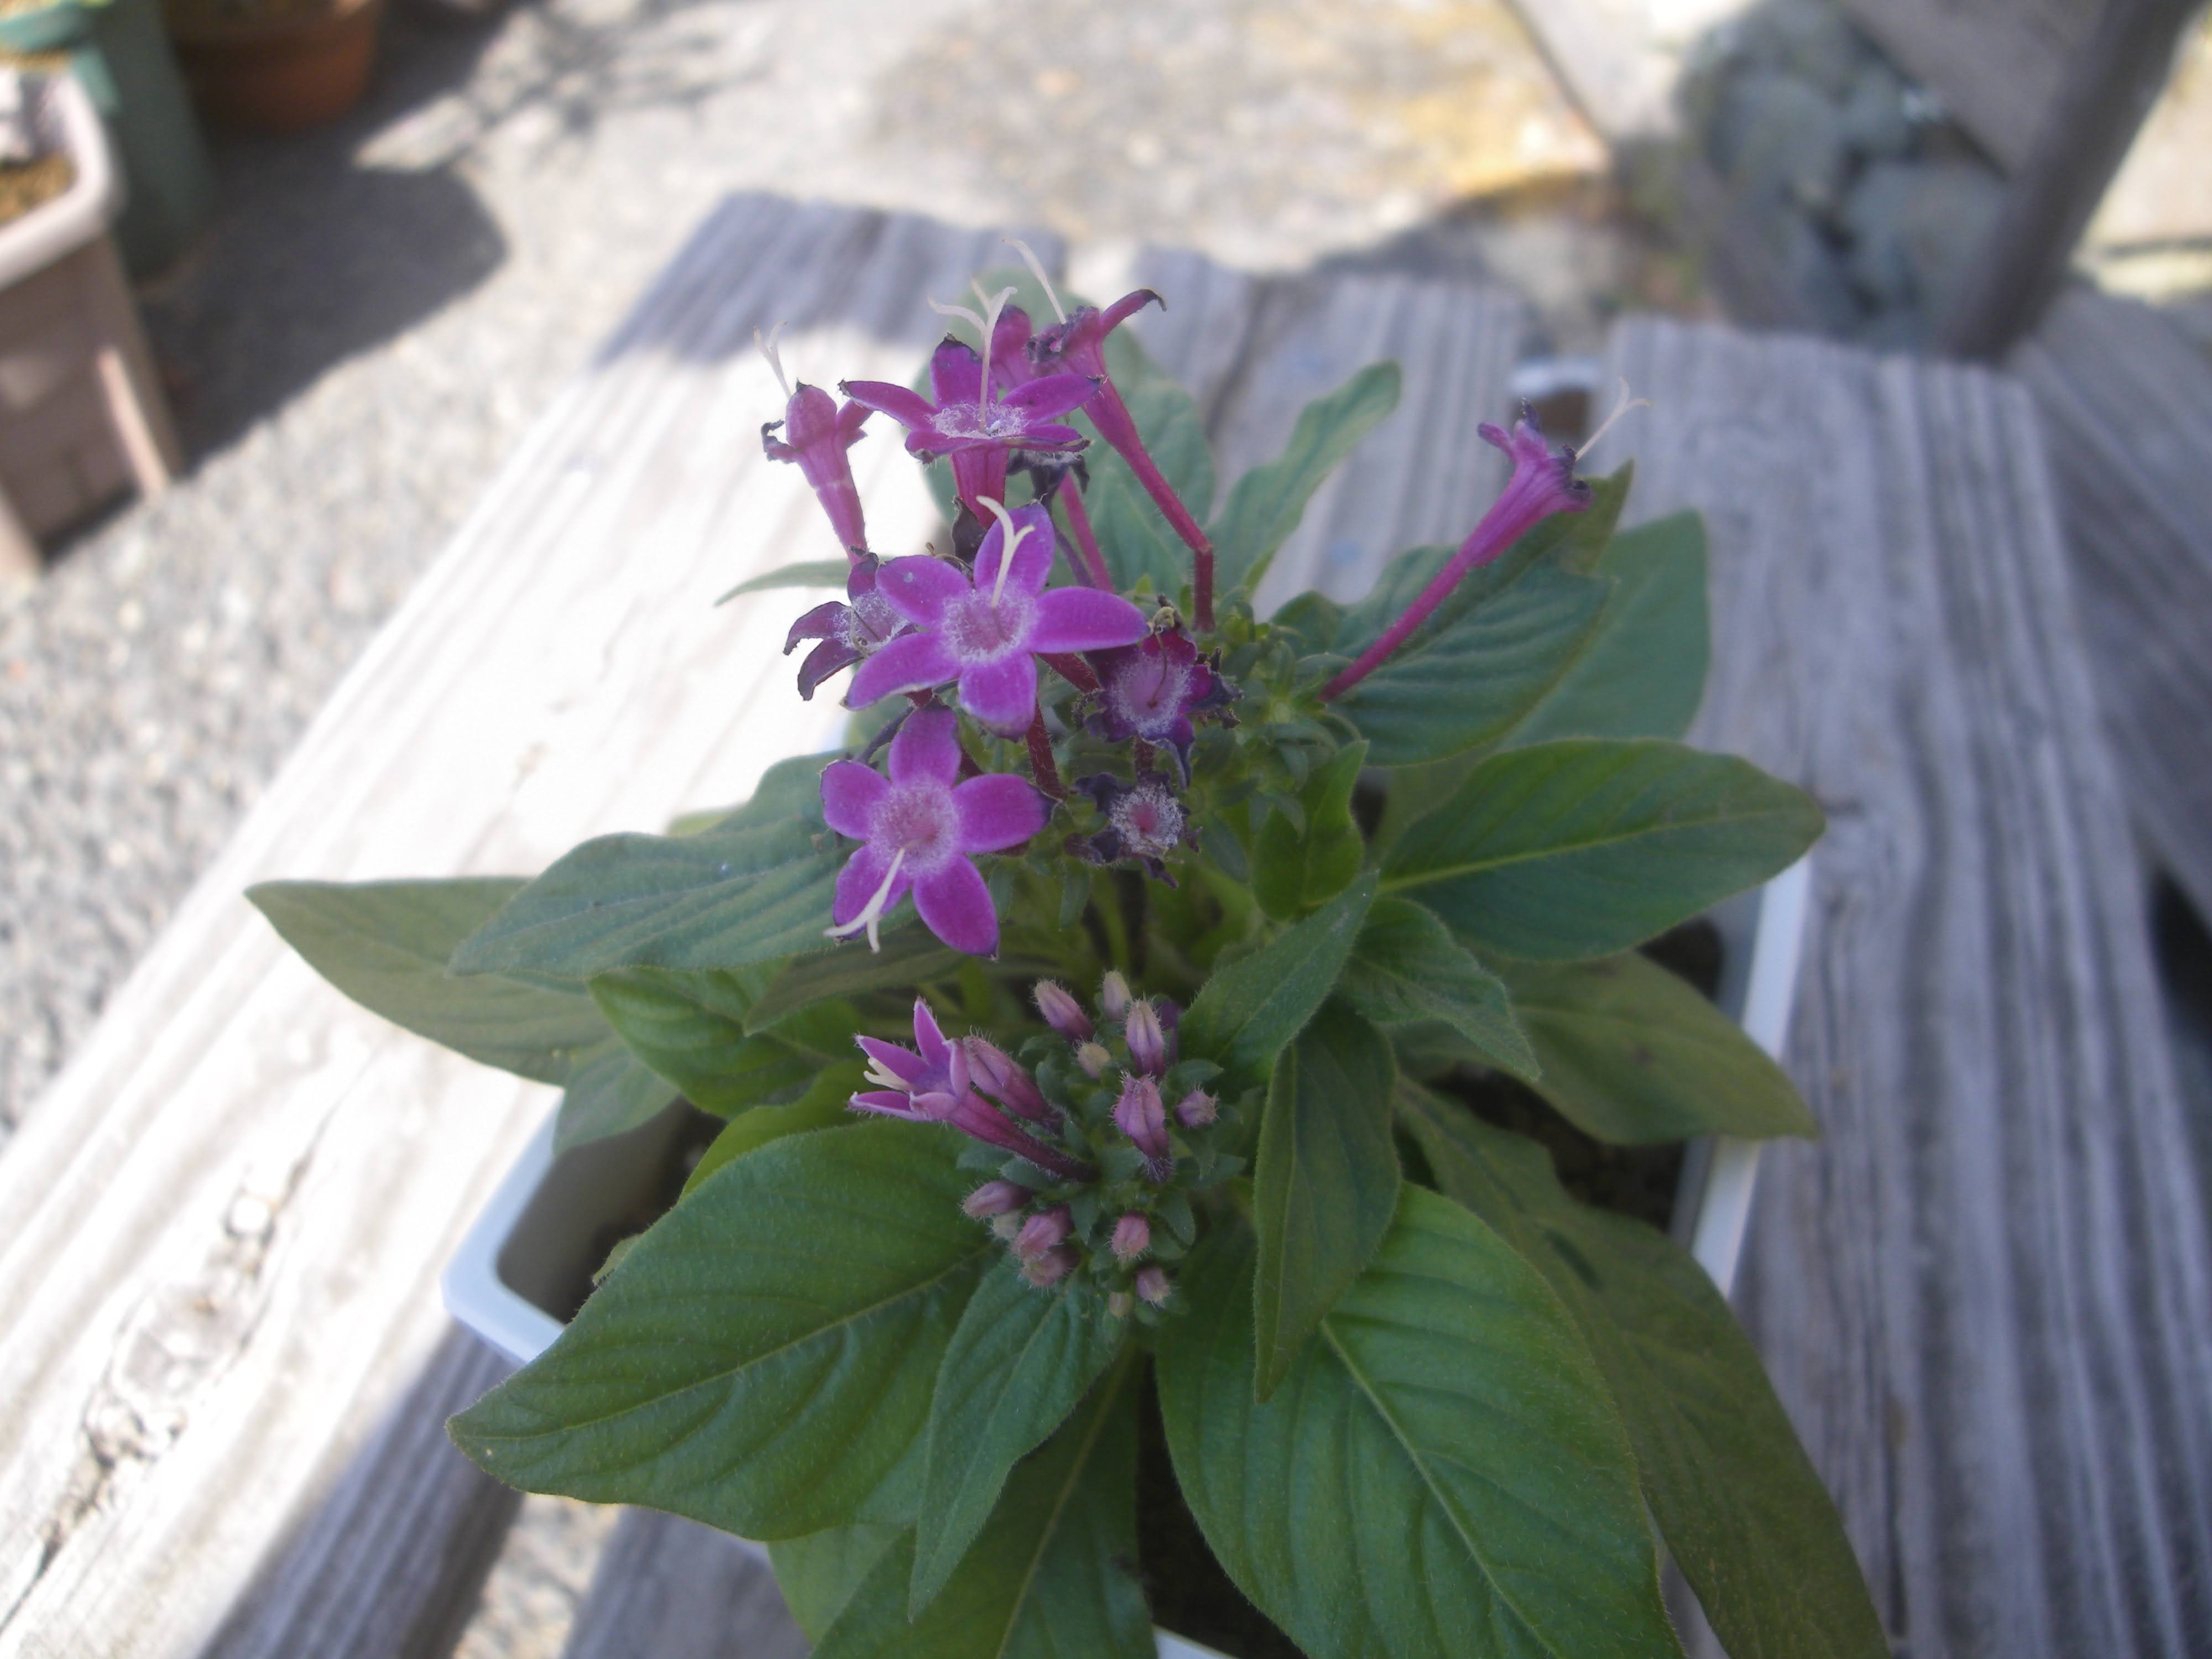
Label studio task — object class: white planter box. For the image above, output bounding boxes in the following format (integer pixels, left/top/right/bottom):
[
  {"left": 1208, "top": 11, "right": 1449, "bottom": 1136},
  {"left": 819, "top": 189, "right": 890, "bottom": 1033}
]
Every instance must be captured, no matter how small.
[{"left": 444, "top": 857, "right": 1813, "bottom": 1659}]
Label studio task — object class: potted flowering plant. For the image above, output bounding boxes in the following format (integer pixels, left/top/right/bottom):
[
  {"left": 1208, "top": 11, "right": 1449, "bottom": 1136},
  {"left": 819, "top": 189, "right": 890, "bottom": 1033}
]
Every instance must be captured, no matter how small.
[{"left": 252, "top": 255, "right": 1888, "bottom": 1659}]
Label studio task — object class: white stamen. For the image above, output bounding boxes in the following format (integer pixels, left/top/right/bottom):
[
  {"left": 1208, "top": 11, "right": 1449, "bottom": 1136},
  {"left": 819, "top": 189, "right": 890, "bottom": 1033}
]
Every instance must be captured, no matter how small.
[
  {"left": 1004, "top": 237, "right": 1067, "bottom": 324},
  {"left": 863, "top": 1057, "right": 908, "bottom": 1093},
  {"left": 977, "top": 495, "right": 1035, "bottom": 609},
  {"left": 754, "top": 322, "right": 792, "bottom": 399},
  {"left": 928, "top": 296, "right": 988, "bottom": 333},
  {"left": 1577, "top": 377, "right": 1652, "bottom": 463},
  {"left": 825, "top": 847, "right": 907, "bottom": 952},
  {"left": 971, "top": 281, "right": 1016, "bottom": 405}
]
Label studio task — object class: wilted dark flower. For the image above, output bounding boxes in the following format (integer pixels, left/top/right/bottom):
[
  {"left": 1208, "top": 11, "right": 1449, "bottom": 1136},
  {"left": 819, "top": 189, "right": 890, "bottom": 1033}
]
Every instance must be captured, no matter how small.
[
  {"left": 1073, "top": 770, "right": 1197, "bottom": 881},
  {"left": 783, "top": 553, "right": 905, "bottom": 700}
]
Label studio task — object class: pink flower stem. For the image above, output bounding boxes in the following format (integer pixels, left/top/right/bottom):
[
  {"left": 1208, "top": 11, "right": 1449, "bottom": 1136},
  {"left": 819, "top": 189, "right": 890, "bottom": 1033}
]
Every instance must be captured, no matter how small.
[
  {"left": 1041, "top": 652, "right": 1101, "bottom": 697},
  {"left": 1025, "top": 709, "right": 1067, "bottom": 799},
  {"left": 1057, "top": 481, "right": 1113, "bottom": 589},
  {"left": 1089, "top": 381, "right": 1215, "bottom": 630}
]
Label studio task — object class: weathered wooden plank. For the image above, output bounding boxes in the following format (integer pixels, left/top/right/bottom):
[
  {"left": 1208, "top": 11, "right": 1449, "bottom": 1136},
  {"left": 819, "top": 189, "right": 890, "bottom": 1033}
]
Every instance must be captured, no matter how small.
[
  {"left": 2008, "top": 284, "right": 2212, "bottom": 926},
  {"left": 1837, "top": 0, "right": 2100, "bottom": 173},
  {"left": 1606, "top": 316, "right": 2212, "bottom": 1658},
  {"left": 202, "top": 1327, "right": 518, "bottom": 1659},
  {"left": 0, "top": 196, "right": 1056, "bottom": 1659},
  {"left": 561, "top": 1512, "right": 805, "bottom": 1659}
]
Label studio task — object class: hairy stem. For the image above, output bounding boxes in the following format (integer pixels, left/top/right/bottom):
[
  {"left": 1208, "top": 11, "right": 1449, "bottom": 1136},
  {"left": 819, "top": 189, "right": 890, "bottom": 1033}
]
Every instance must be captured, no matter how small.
[
  {"left": 1057, "top": 481, "right": 1114, "bottom": 588},
  {"left": 1025, "top": 709, "right": 1067, "bottom": 799}
]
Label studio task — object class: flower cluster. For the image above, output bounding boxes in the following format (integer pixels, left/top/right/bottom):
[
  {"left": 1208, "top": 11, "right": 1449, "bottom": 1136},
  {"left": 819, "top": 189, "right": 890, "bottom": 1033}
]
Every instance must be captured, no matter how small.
[{"left": 852, "top": 977, "right": 1233, "bottom": 1312}]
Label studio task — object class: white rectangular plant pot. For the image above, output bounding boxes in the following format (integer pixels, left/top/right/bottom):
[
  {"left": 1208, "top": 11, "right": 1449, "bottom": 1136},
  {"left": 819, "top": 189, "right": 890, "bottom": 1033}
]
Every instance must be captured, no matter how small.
[{"left": 444, "top": 857, "right": 1813, "bottom": 1659}]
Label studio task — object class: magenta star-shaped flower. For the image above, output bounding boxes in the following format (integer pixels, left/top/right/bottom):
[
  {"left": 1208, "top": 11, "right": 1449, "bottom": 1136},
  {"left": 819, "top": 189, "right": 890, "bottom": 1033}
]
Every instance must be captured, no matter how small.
[
  {"left": 1088, "top": 625, "right": 1237, "bottom": 779},
  {"left": 849, "top": 998, "right": 1091, "bottom": 1180},
  {"left": 846, "top": 503, "right": 1149, "bottom": 734},
  {"left": 820, "top": 705, "right": 1045, "bottom": 955},
  {"left": 842, "top": 335, "right": 1095, "bottom": 521}
]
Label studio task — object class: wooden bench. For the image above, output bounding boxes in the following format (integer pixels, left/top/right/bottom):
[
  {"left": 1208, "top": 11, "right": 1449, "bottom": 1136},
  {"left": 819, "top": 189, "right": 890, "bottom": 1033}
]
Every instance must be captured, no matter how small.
[{"left": 4, "top": 193, "right": 2209, "bottom": 1659}]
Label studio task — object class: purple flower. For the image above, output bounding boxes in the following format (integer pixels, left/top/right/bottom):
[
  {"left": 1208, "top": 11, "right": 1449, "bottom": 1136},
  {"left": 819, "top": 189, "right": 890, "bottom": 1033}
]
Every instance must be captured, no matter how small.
[
  {"left": 783, "top": 553, "right": 906, "bottom": 700},
  {"left": 1123, "top": 999, "right": 1167, "bottom": 1077},
  {"left": 1134, "top": 1264, "right": 1172, "bottom": 1307},
  {"left": 1073, "top": 770, "right": 1196, "bottom": 881},
  {"left": 963, "top": 1179, "right": 1028, "bottom": 1219},
  {"left": 1174, "top": 1088, "right": 1217, "bottom": 1129},
  {"left": 1014, "top": 1206, "right": 1074, "bottom": 1262},
  {"left": 1098, "top": 971, "right": 1131, "bottom": 1022},
  {"left": 842, "top": 334, "right": 1095, "bottom": 524},
  {"left": 1022, "top": 1246, "right": 1079, "bottom": 1288},
  {"left": 851, "top": 998, "right": 1092, "bottom": 1180},
  {"left": 1111, "top": 1213, "right": 1151, "bottom": 1262},
  {"left": 1032, "top": 979, "right": 1093, "bottom": 1043},
  {"left": 757, "top": 329, "right": 873, "bottom": 555},
  {"left": 846, "top": 503, "right": 1148, "bottom": 734},
  {"left": 1323, "top": 405, "right": 1590, "bottom": 700},
  {"left": 1088, "top": 627, "right": 1236, "bottom": 780},
  {"left": 1114, "top": 1074, "right": 1171, "bottom": 1180},
  {"left": 820, "top": 706, "right": 1045, "bottom": 954},
  {"left": 964, "top": 1036, "right": 1053, "bottom": 1124}
]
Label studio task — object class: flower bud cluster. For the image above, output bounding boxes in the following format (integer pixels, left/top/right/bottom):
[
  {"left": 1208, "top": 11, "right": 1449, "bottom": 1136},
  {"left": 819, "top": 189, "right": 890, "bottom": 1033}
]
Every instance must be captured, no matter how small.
[{"left": 942, "top": 974, "right": 1238, "bottom": 1317}]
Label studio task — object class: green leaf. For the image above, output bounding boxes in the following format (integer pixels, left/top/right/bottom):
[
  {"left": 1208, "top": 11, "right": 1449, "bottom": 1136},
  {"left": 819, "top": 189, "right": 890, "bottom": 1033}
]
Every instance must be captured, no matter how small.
[
  {"left": 1340, "top": 896, "right": 1538, "bottom": 1082},
  {"left": 1213, "top": 362, "right": 1402, "bottom": 595},
  {"left": 1157, "top": 1194, "right": 1681, "bottom": 1659},
  {"left": 1253, "top": 740, "right": 1366, "bottom": 920},
  {"left": 1332, "top": 564, "right": 1610, "bottom": 766},
  {"left": 1506, "top": 511, "right": 1709, "bottom": 748},
  {"left": 909, "top": 1263, "right": 1130, "bottom": 1611},
  {"left": 1253, "top": 1000, "right": 1400, "bottom": 1399},
  {"left": 449, "top": 1123, "right": 990, "bottom": 1538},
  {"left": 448, "top": 818, "right": 842, "bottom": 979},
  {"left": 1088, "top": 466, "right": 1187, "bottom": 594},
  {"left": 680, "top": 1060, "right": 864, "bottom": 1197},
  {"left": 1178, "top": 874, "right": 1375, "bottom": 1092},
  {"left": 771, "top": 1523, "right": 904, "bottom": 1641},
  {"left": 815, "top": 1355, "right": 1152, "bottom": 1659},
  {"left": 746, "top": 925, "right": 962, "bottom": 1031},
  {"left": 247, "top": 879, "right": 609, "bottom": 1081},
  {"left": 1397, "top": 1088, "right": 1886, "bottom": 1659},
  {"left": 586, "top": 969, "right": 773, "bottom": 1114},
  {"left": 553, "top": 1042, "right": 677, "bottom": 1153},
  {"left": 716, "top": 750, "right": 836, "bottom": 833},
  {"left": 1500, "top": 953, "right": 1815, "bottom": 1143},
  {"left": 1382, "top": 739, "right": 1823, "bottom": 960},
  {"left": 714, "top": 560, "right": 852, "bottom": 604},
  {"left": 1547, "top": 462, "right": 1634, "bottom": 577}
]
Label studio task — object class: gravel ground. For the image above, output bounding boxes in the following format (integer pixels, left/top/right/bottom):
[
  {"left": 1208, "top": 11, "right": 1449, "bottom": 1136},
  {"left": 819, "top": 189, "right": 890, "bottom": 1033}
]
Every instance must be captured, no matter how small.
[{"left": 0, "top": 0, "right": 1678, "bottom": 1133}]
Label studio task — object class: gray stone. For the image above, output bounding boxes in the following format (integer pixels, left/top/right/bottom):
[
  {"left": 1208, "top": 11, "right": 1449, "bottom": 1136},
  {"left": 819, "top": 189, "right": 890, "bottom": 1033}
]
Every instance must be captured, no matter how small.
[
  {"left": 1839, "top": 58, "right": 1914, "bottom": 159},
  {"left": 1842, "top": 159, "right": 2007, "bottom": 330},
  {"left": 1778, "top": 213, "right": 1865, "bottom": 335},
  {"left": 1712, "top": 67, "right": 1849, "bottom": 216},
  {"left": 1741, "top": 0, "right": 1870, "bottom": 97}
]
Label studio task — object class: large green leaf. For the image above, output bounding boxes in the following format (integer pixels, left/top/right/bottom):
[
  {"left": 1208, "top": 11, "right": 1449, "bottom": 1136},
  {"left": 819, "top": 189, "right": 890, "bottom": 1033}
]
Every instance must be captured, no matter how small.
[
  {"left": 448, "top": 1124, "right": 989, "bottom": 1538},
  {"left": 815, "top": 1356, "right": 1153, "bottom": 1659},
  {"left": 587, "top": 967, "right": 844, "bottom": 1115},
  {"left": 1253, "top": 740, "right": 1366, "bottom": 920},
  {"left": 247, "top": 878, "right": 609, "bottom": 1081},
  {"left": 1340, "top": 896, "right": 1538, "bottom": 1082},
  {"left": 773, "top": 1523, "right": 904, "bottom": 1641},
  {"left": 745, "top": 924, "right": 961, "bottom": 1030},
  {"left": 1332, "top": 564, "right": 1610, "bottom": 767},
  {"left": 1213, "top": 363, "right": 1403, "bottom": 596},
  {"left": 681, "top": 1062, "right": 862, "bottom": 1197},
  {"left": 1397, "top": 1088, "right": 1887, "bottom": 1659},
  {"left": 1252, "top": 999, "right": 1400, "bottom": 1399},
  {"left": 448, "top": 818, "right": 842, "bottom": 979},
  {"left": 1381, "top": 739, "right": 1823, "bottom": 960},
  {"left": 1157, "top": 1196, "right": 1681, "bottom": 1659},
  {"left": 909, "top": 1262, "right": 1130, "bottom": 1611},
  {"left": 1178, "top": 874, "right": 1375, "bottom": 1092},
  {"left": 715, "top": 560, "right": 852, "bottom": 604},
  {"left": 1500, "top": 953, "right": 1815, "bottom": 1144},
  {"left": 1088, "top": 466, "right": 1188, "bottom": 594},
  {"left": 553, "top": 1042, "right": 677, "bottom": 1153},
  {"left": 1505, "top": 512, "right": 1709, "bottom": 748},
  {"left": 1092, "top": 347, "right": 1218, "bottom": 523}
]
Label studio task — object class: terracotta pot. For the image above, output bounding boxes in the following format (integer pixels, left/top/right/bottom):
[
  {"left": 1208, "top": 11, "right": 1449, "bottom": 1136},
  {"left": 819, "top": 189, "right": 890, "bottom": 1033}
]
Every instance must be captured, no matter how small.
[{"left": 166, "top": 0, "right": 383, "bottom": 133}]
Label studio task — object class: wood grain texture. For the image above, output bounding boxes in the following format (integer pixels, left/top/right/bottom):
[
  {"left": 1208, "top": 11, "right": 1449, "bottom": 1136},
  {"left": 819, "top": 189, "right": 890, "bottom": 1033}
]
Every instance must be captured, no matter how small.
[
  {"left": 1837, "top": 0, "right": 2101, "bottom": 171},
  {"left": 561, "top": 1512, "right": 805, "bottom": 1659},
  {"left": 202, "top": 1327, "right": 519, "bottom": 1659},
  {"left": 1605, "top": 316, "right": 2212, "bottom": 1658},
  {"left": 0, "top": 195, "right": 1055, "bottom": 1659},
  {"left": 2008, "top": 284, "right": 2212, "bottom": 925}
]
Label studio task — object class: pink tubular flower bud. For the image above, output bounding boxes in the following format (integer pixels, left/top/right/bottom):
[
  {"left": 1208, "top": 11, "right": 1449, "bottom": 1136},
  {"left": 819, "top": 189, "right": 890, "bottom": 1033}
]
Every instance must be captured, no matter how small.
[
  {"left": 1076, "top": 1041, "right": 1112, "bottom": 1079},
  {"left": 1022, "top": 1246, "right": 1079, "bottom": 1288},
  {"left": 1033, "top": 979, "right": 1095, "bottom": 1044},
  {"left": 1112, "top": 1213, "right": 1151, "bottom": 1262},
  {"left": 963, "top": 1180, "right": 1028, "bottom": 1220},
  {"left": 1113, "top": 1074, "right": 1171, "bottom": 1177},
  {"left": 1135, "top": 1265, "right": 1172, "bottom": 1307},
  {"left": 1099, "top": 971, "right": 1132, "bottom": 1022},
  {"left": 964, "top": 1036, "right": 1051, "bottom": 1122},
  {"left": 1014, "top": 1205, "right": 1074, "bottom": 1262},
  {"left": 1174, "top": 1088, "right": 1217, "bottom": 1128},
  {"left": 992, "top": 1212, "right": 1025, "bottom": 1241},
  {"left": 1123, "top": 999, "right": 1167, "bottom": 1076}
]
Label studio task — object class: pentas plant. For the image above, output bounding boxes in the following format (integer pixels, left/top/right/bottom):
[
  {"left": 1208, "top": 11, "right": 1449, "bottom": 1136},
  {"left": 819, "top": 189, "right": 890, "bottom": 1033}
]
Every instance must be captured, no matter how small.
[{"left": 251, "top": 259, "right": 1890, "bottom": 1659}]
